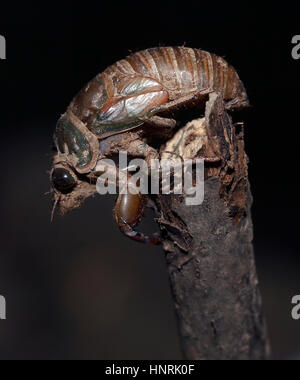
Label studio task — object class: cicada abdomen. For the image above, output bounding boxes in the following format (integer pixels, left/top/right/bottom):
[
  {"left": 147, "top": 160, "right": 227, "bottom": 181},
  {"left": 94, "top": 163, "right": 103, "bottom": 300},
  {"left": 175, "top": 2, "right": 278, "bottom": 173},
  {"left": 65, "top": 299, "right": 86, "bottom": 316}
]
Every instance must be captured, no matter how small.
[{"left": 102, "top": 47, "right": 249, "bottom": 110}]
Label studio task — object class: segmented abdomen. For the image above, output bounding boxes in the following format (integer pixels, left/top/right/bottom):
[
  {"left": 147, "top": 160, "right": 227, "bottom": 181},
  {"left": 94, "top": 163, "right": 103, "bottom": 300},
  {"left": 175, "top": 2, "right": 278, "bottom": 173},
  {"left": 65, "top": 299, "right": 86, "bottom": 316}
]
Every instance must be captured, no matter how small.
[{"left": 102, "top": 47, "right": 248, "bottom": 107}]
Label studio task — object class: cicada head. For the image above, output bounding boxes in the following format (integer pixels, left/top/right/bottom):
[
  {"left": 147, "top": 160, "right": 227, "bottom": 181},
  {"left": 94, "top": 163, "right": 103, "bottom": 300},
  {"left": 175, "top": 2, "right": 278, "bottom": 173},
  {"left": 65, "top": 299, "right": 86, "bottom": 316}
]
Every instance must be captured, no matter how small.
[
  {"left": 50, "top": 161, "right": 97, "bottom": 219},
  {"left": 50, "top": 110, "right": 99, "bottom": 218}
]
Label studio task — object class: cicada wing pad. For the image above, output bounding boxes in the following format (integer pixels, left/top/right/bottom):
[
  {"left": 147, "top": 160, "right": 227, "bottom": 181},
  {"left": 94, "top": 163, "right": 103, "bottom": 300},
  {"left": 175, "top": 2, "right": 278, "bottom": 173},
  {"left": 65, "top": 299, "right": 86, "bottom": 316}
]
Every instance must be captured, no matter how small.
[
  {"left": 88, "top": 76, "right": 169, "bottom": 139},
  {"left": 54, "top": 110, "right": 99, "bottom": 174}
]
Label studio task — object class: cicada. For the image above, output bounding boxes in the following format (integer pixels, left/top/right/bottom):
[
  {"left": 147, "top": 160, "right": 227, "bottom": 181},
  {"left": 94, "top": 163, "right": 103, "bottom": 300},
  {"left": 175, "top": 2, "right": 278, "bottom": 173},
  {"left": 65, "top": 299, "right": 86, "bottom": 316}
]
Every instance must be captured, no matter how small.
[{"left": 50, "top": 47, "right": 248, "bottom": 243}]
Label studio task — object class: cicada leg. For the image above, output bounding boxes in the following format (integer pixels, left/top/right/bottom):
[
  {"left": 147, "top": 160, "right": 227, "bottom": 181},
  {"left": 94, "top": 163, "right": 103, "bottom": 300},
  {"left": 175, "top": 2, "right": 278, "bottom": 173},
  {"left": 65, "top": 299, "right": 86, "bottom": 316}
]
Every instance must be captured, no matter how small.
[
  {"left": 113, "top": 192, "right": 161, "bottom": 245},
  {"left": 151, "top": 88, "right": 214, "bottom": 115},
  {"left": 112, "top": 153, "right": 221, "bottom": 244}
]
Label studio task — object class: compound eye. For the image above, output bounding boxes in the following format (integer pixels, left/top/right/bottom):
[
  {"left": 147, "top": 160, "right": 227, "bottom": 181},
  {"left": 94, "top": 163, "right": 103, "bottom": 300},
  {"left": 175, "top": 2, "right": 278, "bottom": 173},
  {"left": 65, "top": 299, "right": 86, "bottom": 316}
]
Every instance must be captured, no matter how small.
[{"left": 51, "top": 168, "right": 76, "bottom": 193}]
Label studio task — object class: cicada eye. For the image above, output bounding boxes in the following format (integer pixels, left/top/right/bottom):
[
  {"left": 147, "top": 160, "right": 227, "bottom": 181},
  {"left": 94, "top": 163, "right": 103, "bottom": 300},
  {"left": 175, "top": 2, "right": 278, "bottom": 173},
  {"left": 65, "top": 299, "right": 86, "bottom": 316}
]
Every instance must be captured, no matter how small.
[{"left": 51, "top": 168, "right": 76, "bottom": 193}]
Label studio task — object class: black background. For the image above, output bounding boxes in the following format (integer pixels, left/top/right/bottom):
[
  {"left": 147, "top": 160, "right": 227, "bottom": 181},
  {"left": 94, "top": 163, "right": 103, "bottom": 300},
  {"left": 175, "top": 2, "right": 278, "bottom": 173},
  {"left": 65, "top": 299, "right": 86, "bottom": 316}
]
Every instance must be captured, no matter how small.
[{"left": 0, "top": 1, "right": 299, "bottom": 359}]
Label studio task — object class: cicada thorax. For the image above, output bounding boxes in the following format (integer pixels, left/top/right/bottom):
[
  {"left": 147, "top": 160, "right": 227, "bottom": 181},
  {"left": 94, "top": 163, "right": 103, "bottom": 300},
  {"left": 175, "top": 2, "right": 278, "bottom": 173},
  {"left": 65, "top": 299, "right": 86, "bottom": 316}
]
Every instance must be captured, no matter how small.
[{"left": 68, "top": 75, "right": 108, "bottom": 124}]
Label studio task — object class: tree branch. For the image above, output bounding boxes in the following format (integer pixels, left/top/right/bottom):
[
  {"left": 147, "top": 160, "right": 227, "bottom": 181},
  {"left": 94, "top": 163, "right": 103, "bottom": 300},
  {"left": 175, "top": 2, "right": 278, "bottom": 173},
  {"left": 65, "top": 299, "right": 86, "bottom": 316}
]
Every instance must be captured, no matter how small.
[{"left": 157, "top": 93, "right": 270, "bottom": 360}]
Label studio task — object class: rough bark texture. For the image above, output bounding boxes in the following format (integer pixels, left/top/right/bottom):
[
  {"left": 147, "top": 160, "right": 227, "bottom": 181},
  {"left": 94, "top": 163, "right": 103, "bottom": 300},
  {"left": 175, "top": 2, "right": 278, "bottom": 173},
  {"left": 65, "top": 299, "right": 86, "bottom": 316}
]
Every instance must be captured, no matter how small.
[{"left": 157, "top": 93, "right": 270, "bottom": 360}]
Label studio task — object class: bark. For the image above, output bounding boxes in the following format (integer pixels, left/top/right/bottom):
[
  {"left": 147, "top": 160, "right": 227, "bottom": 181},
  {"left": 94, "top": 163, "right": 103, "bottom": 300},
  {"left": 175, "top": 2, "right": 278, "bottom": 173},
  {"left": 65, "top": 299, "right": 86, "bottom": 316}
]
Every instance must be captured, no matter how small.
[{"left": 157, "top": 93, "right": 270, "bottom": 360}]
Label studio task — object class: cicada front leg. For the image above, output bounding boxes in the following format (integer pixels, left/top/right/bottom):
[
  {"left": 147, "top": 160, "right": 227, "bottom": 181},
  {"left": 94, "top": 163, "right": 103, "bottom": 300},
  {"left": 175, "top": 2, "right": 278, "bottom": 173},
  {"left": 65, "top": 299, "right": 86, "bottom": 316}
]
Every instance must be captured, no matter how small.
[
  {"left": 139, "top": 114, "right": 177, "bottom": 140},
  {"left": 113, "top": 192, "right": 161, "bottom": 245}
]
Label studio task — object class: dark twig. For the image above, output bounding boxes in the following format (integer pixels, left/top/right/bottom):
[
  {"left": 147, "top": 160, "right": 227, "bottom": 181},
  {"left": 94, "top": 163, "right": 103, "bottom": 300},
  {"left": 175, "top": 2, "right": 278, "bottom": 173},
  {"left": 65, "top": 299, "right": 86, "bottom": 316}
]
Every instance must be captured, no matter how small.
[{"left": 157, "top": 93, "right": 270, "bottom": 360}]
